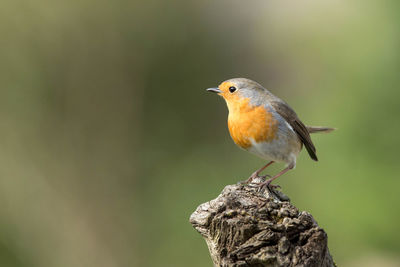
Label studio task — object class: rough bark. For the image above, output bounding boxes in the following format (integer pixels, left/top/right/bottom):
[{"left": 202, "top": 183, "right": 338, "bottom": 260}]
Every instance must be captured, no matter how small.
[{"left": 190, "top": 179, "right": 335, "bottom": 267}]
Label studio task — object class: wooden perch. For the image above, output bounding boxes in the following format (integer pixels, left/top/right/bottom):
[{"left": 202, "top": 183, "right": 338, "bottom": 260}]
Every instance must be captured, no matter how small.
[{"left": 190, "top": 178, "right": 335, "bottom": 267}]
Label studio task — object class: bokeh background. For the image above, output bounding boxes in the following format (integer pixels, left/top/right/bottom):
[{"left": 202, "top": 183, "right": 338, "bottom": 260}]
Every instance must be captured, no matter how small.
[{"left": 0, "top": 0, "right": 399, "bottom": 266}]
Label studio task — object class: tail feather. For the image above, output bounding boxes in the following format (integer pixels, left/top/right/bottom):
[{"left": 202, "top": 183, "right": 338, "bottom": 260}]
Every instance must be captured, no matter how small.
[{"left": 307, "top": 126, "right": 336, "bottom": 134}]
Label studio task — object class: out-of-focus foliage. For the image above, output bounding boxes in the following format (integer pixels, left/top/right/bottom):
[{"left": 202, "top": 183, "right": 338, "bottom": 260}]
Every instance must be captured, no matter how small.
[{"left": 0, "top": 0, "right": 399, "bottom": 266}]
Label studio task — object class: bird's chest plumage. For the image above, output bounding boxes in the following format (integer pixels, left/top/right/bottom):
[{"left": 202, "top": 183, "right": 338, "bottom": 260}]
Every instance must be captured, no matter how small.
[{"left": 227, "top": 98, "right": 278, "bottom": 150}]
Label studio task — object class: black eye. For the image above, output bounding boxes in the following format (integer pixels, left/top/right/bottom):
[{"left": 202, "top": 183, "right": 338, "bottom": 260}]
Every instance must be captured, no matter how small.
[{"left": 229, "top": 86, "right": 237, "bottom": 93}]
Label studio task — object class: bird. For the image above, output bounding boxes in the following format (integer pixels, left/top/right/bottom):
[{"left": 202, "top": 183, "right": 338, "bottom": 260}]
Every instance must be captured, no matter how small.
[{"left": 206, "top": 78, "right": 334, "bottom": 189}]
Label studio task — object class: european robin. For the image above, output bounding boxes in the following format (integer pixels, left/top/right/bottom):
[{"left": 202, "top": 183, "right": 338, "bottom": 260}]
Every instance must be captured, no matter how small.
[{"left": 207, "top": 78, "right": 334, "bottom": 189}]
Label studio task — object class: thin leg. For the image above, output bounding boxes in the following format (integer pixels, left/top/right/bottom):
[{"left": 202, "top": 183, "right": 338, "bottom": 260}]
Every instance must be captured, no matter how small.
[
  {"left": 258, "top": 165, "right": 293, "bottom": 190},
  {"left": 244, "top": 161, "right": 274, "bottom": 184}
]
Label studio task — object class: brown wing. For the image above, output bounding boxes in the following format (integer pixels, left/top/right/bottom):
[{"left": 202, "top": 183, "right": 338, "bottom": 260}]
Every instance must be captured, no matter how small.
[{"left": 271, "top": 100, "right": 318, "bottom": 161}]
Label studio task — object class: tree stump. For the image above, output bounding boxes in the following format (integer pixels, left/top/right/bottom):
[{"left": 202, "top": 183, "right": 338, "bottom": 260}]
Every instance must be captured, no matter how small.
[{"left": 189, "top": 178, "right": 335, "bottom": 267}]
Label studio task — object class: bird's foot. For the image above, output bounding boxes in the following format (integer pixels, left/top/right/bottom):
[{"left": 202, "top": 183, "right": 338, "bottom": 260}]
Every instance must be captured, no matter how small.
[
  {"left": 256, "top": 180, "right": 281, "bottom": 193},
  {"left": 255, "top": 181, "right": 289, "bottom": 201},
  {"left": 239, "top": 172, "right": 270, "bottom": 185}
]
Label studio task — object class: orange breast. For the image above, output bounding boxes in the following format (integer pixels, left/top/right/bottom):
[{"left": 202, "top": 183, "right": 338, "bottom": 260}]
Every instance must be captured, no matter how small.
[{"left": 227, "top": 97, "right": 278, "bottom": 149}]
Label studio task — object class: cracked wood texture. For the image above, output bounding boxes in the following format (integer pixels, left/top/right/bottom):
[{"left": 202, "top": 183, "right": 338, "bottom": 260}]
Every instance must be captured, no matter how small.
[{"left": 190, "top": 180, "right": 335, "bottom": 267}]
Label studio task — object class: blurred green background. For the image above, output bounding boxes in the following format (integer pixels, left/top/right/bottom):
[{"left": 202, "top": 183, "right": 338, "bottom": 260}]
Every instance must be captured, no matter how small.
[{"left": 0, "top": 0, "right": 399, "bottom": 266}]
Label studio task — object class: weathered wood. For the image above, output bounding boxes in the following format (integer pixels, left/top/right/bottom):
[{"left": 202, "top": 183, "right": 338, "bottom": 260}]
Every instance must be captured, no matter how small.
[{"left": 190, "top": 178, "right": 335, "bottom": 267}]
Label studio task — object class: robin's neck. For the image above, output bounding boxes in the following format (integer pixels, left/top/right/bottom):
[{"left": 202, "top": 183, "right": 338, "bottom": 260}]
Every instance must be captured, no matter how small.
[{"left": 226, "top": 97, "right": 254, "bottom": 114}]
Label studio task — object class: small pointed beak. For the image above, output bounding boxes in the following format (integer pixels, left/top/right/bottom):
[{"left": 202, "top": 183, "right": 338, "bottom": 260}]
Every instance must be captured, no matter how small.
[{"left": 206, "top": 87, "right": 222, "bottom": 93}]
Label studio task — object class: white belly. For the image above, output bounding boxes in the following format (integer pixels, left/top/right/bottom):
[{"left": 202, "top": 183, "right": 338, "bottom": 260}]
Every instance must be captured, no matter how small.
[{"left": 246, "top": 122, "right": 301, "bottom": 167}]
